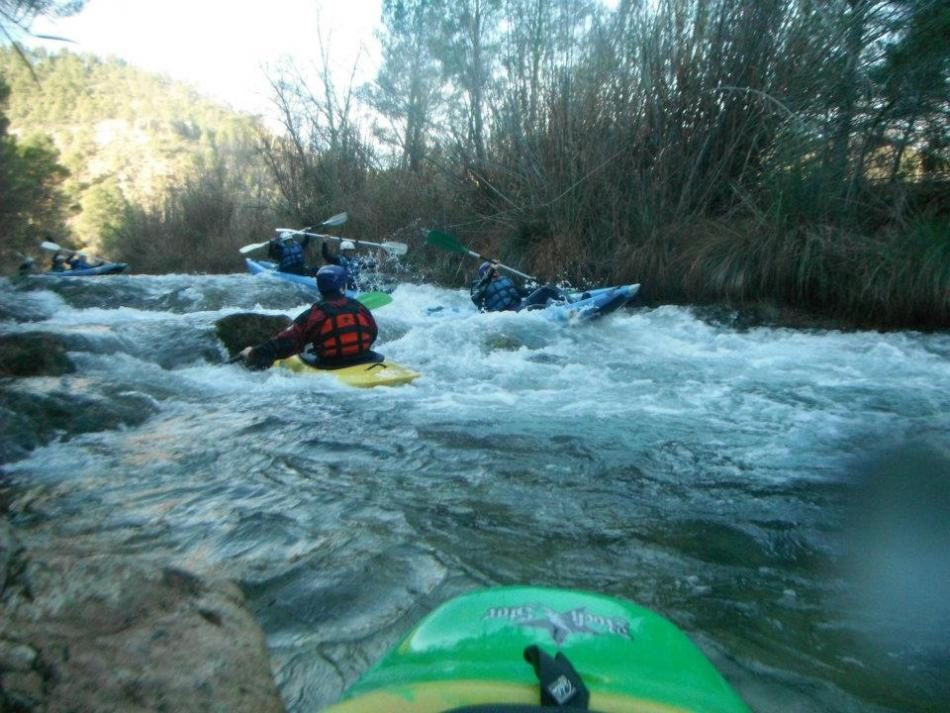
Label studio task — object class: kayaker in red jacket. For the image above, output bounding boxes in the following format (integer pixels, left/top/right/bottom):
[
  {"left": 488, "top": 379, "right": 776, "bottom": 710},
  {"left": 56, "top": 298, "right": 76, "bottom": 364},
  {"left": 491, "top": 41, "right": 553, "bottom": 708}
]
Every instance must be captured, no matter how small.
[{"left": 239, "top": 265, "right": 379, "bottom": 370}]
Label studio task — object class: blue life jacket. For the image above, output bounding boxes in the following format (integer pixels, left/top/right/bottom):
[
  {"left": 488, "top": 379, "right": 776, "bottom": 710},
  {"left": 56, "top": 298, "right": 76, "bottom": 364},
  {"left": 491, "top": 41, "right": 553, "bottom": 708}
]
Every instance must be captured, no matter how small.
[
  {"left": 482, "top": 276, "right": 523, "bottom": 312},
  {"left": 337, "top": 255, "right": 362, "bottom": 289},
  {"left": 279, "top": 240, "right": 306, "bottom": 272}
]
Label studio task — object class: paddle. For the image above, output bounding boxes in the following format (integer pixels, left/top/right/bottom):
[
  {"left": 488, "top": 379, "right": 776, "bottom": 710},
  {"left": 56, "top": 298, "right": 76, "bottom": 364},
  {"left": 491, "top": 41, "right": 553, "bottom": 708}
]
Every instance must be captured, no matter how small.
[
  {"left": 276, "top": 229, "right": 409, "bottom": 257},
  {"left": 355, "top": 291, "right": 393, "bottom": 309},
  {"left": 40, "top": 241, "right": 109, "bottom": 264},
  {"left": 425, "top": 230, "right": 537, "bottom": 281},
  {"left": 239, "top": 211, "right": 349, "bottom": 255}
]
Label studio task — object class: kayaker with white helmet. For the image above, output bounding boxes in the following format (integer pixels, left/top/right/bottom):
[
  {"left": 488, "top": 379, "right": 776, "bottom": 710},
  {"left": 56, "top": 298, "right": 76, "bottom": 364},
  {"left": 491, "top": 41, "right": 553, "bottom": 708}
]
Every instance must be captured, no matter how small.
[
  {"left": 321, "top": 238, "right": 372, "bottom": 290},
  {"left": 267, "top": 230, "right": 312, "bottom": 275}
]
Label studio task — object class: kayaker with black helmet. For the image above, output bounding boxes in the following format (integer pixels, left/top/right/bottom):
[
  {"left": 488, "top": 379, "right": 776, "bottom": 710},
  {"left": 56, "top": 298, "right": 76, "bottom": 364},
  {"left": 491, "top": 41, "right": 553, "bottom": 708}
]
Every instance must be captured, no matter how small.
[
  {"left": 267, "top": 231, "right": 312, "bottom": 275},
  {"left": 239, "top": 264, "right": 379, "bottom": 370},
  {"left": 470, "top": 260, "right": 562, "bottom": 313}
]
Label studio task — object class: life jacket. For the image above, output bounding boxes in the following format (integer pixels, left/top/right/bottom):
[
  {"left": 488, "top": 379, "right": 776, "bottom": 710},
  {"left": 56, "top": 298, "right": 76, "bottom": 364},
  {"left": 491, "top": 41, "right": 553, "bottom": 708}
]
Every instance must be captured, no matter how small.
[
  {"left": 279, "top": 240, "right": 306, "bottom": 272},
  {"left": 315, "top": 300, "right": 376, "bottom": 360},
  {"left": 482, "top": 276, "right": 523, "bottom": 312},
  {"left": 337, "top": 255, "right": 362, "bottom": 289}
]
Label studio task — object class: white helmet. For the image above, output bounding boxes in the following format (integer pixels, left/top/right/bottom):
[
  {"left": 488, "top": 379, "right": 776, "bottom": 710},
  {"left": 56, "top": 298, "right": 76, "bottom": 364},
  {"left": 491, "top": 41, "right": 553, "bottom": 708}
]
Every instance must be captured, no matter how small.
[
  {"left": 340, "top": 240, "right": 355, "bottom": 251},
  {"left": 279, "top": 231, "right": 294, "bottom": 241}
]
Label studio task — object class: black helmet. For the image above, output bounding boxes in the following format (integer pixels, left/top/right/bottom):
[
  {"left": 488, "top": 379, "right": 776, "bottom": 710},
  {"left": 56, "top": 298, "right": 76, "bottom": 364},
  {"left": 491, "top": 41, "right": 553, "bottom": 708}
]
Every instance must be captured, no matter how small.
[{"left": 316, "top": 265, "right": 347, "bottom": 294}]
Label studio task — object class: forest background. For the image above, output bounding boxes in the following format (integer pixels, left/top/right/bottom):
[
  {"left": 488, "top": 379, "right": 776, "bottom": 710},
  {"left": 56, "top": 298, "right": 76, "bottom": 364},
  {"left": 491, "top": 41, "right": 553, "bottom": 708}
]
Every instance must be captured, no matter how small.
[{"left": 1, "top": 0, "right": 948, "bottom": 329}]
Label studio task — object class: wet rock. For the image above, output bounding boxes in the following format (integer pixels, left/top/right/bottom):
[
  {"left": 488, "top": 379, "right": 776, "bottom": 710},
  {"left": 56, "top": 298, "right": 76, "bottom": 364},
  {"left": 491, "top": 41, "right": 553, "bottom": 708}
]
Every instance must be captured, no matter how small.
[
  {"left": 215, "top": 313, "right": 291, "bottom": 358},
  {"left": 0, "top": 389, "right": 158, "bottom": 465},
  {"left": 0, "top": 520, "right": 285, "bottom": 713},
  {"left": 0, "top": 333, "right": 75, "bottom": 377},
  {"left": 0, "top": 639, "right": 38, "bottom": 671}
]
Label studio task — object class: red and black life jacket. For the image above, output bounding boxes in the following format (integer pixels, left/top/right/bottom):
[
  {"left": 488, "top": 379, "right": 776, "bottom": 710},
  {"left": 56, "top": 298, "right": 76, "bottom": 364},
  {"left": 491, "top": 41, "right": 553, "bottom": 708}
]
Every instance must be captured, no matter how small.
[{"left": 315, "top": 300, "right": 376, "bottom": 360}]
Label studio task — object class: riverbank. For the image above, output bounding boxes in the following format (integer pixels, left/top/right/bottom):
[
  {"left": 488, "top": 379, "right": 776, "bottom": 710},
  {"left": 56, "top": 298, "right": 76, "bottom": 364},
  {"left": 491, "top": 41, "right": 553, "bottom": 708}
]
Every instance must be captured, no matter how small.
[{"left": 0, "top": 513, "right": 285, "bottom": 712}]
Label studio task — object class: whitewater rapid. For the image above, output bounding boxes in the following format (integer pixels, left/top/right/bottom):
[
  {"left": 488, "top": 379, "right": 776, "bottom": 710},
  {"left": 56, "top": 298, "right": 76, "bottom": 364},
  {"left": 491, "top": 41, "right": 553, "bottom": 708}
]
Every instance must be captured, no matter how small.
[{"left": 1, "top": 273, "right": 948, "bottom": 712}]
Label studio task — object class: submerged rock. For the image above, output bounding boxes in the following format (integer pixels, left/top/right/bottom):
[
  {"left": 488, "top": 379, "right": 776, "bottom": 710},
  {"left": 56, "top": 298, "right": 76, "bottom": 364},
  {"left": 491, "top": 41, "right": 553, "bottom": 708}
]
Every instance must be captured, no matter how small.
[
  {"left": 0, "top": 333, "right": 74, "bottom": 377},
  {"left": 215, "top": 313, "right": 291, "bottom": 359},
  {"left": 0, "top": 520, "right": 285, "bottom": 712},
  {"left": 0, "top": 388, "right": 158, "bottom": 465}
]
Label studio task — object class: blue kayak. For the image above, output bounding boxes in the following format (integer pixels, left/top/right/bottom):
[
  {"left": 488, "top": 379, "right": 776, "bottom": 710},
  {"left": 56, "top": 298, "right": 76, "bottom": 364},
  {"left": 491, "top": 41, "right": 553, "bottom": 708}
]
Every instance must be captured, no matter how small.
[
  {"left": 34, "top": 262, "right": 129, "bottom": 277},
  {"left": 245, "top": 258, "right": 318, "bottom": 290},
  {"left": 427, "top": 284, "right": 640, "bottom": 323},
  {"left": 245, "top": 258, "right": 394, "bottom": 310},
  {"left": 541, "top": 284, "right": 640, "bottom": 322}
]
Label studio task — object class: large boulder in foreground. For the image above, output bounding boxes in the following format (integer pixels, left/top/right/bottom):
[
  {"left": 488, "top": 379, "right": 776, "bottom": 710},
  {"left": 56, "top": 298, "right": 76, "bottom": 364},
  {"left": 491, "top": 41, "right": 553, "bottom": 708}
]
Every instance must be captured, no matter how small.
[
  {"left": 0, "top": 521, "right": 284, "bottom": 712},
  {"left": 0, "top": 333, "right": 74, "bottom": 377},
  {"left": 215, "top": 313, "right": 291, "bottom": 359}
]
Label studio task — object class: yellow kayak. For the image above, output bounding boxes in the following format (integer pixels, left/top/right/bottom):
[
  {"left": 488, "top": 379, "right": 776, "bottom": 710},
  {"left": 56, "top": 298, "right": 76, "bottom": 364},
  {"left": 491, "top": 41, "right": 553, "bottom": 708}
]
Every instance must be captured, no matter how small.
[{"left": 273, "top": 354, "right": 420, "bottom": 388}]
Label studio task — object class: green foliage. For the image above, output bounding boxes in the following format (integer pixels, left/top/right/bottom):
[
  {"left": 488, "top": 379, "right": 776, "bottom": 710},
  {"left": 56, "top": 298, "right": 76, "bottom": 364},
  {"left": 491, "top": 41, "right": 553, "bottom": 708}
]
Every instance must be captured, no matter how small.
[
  {"left": 75, "top": 176, "right": 127, "bottom": 247},
  {"left": 0, "top": 77, "right": 71, "bottom": 266},
  {"left": 0, "top": 47, "right": 275, "bottom": 262},
  {"left": 326, "top": 0, "right": 950, "bottom": 328},
  {"left": 104, "top": 159, "right": 274, "bottom": 274}
]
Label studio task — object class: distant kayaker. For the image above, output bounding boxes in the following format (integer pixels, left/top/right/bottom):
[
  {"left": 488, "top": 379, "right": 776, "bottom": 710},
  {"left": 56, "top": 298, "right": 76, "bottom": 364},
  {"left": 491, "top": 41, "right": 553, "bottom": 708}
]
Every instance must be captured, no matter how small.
[
  {"left": 470, "top": 261, "right": 562, "bottom": 313},
  {"left": 17, "top": 257, "right": 35, "bottom": 275},
  {"left": 50, "top": 252, "right": 68, "bottom": 272},
  {"left": 67, "top": 253, "right": 95, "bottom": 271},
  {"left": 239, "top": 265, "right": 379, "bottom": 370},
  {"left": 267, "top": 231, "right": 312, "bottom": 275},
  {"left": 321, "top": 239, "right": 375, "bottom": 290}
]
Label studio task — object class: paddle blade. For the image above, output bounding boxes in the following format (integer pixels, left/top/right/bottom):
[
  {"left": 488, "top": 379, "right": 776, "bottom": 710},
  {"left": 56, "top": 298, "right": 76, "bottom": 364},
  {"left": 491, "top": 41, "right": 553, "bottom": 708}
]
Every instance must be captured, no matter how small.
[
  {"left": 381, "top": 241, "right": 408, "bottom": 256},
  {"left": 357, "top": 292, "right": 393, "bottom": 310},
  {"left": 40, "top": 241, "right": 62, "bottom": 252},
  {"left": 322, "top": 211, "right": 348, "bottom": 227},
  {"left": 239, "top": 241, "right": 270, "bottom": 255},
  {"left": 426, "top": 230, "right": 467, "bottom": 254}
]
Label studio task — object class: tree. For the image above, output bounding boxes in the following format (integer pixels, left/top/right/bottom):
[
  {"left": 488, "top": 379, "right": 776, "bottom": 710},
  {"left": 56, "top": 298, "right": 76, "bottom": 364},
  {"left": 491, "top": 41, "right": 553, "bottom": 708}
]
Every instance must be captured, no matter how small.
[
  {"left": 363, "top": 0, "right": 445, "bottom": 172},
  {"left": 0, "top": 0, "right": 86, "bottom": 75},
  {"left": 434, "top": 0, "right": 503, "bottom": 165},
  {"left": 0, "top": 77, "right": 71, "bottom": 267},
  {"left": 869, "top": 0, "right": 950, "bottom": 180}
]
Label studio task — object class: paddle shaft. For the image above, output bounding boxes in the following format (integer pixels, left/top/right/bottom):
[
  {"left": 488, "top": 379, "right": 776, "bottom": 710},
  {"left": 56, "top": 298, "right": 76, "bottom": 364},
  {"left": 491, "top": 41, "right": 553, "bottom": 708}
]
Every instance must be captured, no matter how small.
[
  {"left": 426, "top": 230, "right": 538, "bottom": 281},
  {"left": 276, "top": 229, "right": 407, "bottom": 255},
  {"left": 239, "top": 212, "right": 347, "bottom": 255},
  {"left": 40, "top": 241, "right": 109, "bottom": 263},
  {"left": 464, "top": 248, "right": 536, "bottom": 281}
]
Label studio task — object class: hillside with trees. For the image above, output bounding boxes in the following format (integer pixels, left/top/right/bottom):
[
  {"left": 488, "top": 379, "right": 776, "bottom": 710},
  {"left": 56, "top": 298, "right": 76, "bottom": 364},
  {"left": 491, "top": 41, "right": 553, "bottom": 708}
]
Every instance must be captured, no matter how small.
[{"left": 1, "top": 47, "right": 276, "bottom": 272}]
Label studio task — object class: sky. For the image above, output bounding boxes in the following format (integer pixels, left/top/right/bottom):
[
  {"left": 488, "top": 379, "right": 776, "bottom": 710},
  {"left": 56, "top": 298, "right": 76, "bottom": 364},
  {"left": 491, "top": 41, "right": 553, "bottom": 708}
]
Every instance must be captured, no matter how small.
[{"left": 26, "top": 0, "right": 384, "bottom": 125}]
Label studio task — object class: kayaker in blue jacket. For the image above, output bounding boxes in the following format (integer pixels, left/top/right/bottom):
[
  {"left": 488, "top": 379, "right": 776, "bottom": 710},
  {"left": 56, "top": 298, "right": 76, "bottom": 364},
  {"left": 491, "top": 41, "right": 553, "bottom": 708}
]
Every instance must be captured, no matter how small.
[
  {"left": 322, "top": 239, "right": 375, "bottom": 290},
  {"left": 470, "top": 261, "right": 563, "bottom": 313},
  {"left": 267, "top": 231, "right": 312, "bottom": 275},
  {"left": 67, "top": 253, "right": 95, "bottom": 271},
  {"left": 50, "top": 252, "right": 68, "bottom": 272}
]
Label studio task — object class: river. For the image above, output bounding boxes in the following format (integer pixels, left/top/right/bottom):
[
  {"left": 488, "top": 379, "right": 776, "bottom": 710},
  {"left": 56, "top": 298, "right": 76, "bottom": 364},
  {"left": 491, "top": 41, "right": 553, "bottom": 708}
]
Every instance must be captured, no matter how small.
[{"left": 1, "top": 272, "right": 948, "bottom": 712}]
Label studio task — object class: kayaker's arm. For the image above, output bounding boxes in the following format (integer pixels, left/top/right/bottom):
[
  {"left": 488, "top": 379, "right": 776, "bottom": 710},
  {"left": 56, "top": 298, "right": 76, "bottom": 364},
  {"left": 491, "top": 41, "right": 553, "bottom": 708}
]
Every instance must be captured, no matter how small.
[
  {"left": 470, "top": 271, "right": 494, "bottom": 310},
  {"left": 242, "top": 308, "right": 319, "bottom": 370},
  {"left": 321, "top": 241, "right": 338, "bottom": 265}
]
